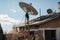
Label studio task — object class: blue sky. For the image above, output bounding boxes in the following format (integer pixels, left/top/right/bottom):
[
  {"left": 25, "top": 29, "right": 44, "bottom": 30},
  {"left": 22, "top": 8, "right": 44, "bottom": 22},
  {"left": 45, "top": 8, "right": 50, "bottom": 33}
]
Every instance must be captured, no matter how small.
[{"left": 0, "top": 0, "right": 60, "bottom": 33}]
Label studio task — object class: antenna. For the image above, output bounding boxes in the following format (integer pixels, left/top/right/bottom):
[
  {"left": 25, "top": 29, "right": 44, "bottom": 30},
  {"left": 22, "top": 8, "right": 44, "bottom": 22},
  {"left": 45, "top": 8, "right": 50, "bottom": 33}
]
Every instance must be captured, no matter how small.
[
  {"left": 39, "top": 9, "right": 41, "bottom": 17},
  {"left": 19, "top": 2, "right": 38, "bottom": 40}
]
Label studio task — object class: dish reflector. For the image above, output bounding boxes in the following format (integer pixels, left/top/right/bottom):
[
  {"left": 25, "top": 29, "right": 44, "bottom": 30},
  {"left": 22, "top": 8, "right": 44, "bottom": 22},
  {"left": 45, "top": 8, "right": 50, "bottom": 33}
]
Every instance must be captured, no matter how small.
[
  {"left": 19, "top": 2, "right": 38, "bottom": 15},
  {"left": 47, "top": 9, "right": 53, "bottom": 14}
]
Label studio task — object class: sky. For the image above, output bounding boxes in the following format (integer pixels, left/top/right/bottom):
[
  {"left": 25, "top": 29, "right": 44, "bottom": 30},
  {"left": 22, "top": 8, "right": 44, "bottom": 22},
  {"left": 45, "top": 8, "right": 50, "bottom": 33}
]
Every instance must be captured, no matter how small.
[{"left": 0, "top": 0, "right": 60, "bottom": 33}]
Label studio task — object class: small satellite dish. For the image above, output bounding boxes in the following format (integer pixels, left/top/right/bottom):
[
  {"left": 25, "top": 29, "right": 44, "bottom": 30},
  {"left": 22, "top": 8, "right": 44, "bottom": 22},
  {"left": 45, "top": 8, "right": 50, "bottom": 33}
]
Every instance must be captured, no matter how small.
[
  {"left": 47, "top": 9, "right": 53, "bottom": 14},
  {"left": 19, "top": 2, "right": 38, "bottom": 15}
]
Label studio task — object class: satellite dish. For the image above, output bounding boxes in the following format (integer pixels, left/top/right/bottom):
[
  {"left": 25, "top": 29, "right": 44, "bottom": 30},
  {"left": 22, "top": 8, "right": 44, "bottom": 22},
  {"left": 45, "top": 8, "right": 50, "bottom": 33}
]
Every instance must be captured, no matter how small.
[
  {"left": 19, "top": 2, "right": 38, "bottom": 15},
  {"left": 47, "top": 9, "right": 53, "bottom": 14}
]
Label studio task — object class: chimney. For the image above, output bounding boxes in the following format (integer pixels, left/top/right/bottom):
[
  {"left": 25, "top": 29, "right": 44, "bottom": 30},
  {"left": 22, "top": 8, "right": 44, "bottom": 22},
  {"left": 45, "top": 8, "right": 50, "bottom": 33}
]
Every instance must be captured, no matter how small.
[{"left": 58, "top": 2, "right": 60, "bottom": 12}]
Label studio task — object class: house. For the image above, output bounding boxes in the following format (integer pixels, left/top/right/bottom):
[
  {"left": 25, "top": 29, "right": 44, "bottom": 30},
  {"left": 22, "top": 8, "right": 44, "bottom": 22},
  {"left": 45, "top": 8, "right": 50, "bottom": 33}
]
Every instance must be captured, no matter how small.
[
  {"left": 11, "top": 12, "right": 60, "bottom": 40},
  {"left": 11, "top": 2, "right": 60, "bottom": 40}
]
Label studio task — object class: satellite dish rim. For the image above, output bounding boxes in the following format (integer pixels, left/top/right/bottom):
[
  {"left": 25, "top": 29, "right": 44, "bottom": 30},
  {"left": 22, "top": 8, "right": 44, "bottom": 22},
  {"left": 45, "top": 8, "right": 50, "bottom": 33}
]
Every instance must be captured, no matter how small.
[{"left": 19, "top": 2, "right": 38, "bottom": 15}]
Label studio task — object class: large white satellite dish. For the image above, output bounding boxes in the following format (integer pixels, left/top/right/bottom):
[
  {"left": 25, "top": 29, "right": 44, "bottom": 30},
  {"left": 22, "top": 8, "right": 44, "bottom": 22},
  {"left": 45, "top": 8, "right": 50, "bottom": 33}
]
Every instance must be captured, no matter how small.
[{"left": 19, "top": 2, "right": 38, "bottom": 15}]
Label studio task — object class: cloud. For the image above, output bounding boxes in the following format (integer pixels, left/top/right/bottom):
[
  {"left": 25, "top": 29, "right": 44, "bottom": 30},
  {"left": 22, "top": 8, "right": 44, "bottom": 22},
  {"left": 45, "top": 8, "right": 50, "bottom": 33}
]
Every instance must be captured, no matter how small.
[
  {"left": 10, "top": 9, "right": 17, "bottom": 13},
  {"left": 0, "top": 14, "right": 21, "bottom": 33},
  {"left": 0, "top": 14, "right": 20, "bottom": 33},
  {"left": 0, "top": 14, "right": 20, "bottom": 25}
]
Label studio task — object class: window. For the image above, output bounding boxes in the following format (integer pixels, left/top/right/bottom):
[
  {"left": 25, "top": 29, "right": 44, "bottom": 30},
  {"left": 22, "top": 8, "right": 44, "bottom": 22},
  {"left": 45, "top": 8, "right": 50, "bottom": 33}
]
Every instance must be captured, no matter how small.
[{"left": 45, "top": 30, "right": 56, "bottom": 40}]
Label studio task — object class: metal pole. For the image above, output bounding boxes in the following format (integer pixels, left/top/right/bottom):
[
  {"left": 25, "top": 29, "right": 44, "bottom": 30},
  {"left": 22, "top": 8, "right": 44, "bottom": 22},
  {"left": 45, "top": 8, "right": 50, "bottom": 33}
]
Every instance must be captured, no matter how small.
[{"left": 25, "top": 13, "right": 31, "bottom": 40}]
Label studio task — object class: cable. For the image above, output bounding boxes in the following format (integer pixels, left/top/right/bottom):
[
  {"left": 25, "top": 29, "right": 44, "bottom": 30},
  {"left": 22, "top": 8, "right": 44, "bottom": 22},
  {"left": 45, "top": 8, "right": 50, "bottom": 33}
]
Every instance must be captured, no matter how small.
[{"left": 19, "top": 16, "right": 25, "bottom": 24}]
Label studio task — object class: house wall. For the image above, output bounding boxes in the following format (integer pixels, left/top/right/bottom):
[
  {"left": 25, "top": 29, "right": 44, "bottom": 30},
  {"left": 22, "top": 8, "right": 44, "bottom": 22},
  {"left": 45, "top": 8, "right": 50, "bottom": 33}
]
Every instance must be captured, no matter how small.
[
  {"left": 37, "top": 17, "right": 60, "bottom": 40},
  {"left": 56, "top": 28, "right": 60, "bottom": 40},
  {"left": 39, "top": 17, "right": 60, "bottom": 28}
]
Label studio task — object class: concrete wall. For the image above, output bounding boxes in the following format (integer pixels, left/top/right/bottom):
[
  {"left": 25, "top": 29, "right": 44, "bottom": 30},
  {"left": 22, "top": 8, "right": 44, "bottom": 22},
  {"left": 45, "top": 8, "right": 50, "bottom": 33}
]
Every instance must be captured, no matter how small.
[{"left": 56, "top": 28, "right": 60, "bottom": 40}]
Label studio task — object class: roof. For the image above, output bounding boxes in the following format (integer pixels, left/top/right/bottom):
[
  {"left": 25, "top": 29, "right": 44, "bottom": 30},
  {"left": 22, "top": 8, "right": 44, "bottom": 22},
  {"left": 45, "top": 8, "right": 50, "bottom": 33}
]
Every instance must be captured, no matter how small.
[
  {"left": 16, "top": 12, "right": 60, "bottom": 27},
  {"left": 24, "top": 12, "right": 59, "bottom": 25}
]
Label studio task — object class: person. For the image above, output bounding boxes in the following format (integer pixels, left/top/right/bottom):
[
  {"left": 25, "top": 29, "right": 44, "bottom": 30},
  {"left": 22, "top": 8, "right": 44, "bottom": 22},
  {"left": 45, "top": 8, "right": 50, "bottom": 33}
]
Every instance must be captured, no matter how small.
[
  {"left": 25, "top": 13, "right": 29, "bottom": 21},
  {"left": 25, "top": 13, "right": 29, "bottom": 24}
]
